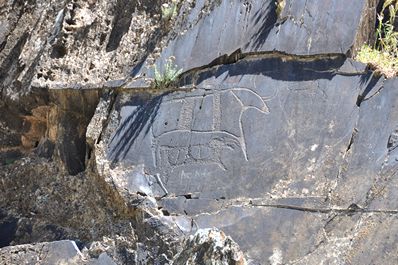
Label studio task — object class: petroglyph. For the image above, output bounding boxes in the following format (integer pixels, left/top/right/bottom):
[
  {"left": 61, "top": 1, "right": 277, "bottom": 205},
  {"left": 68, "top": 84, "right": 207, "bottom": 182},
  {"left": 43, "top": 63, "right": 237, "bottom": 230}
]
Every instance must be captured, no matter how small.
[
  {"left": 155, "top": 131, "right": 242, "bottom": 171},
  {"left": 153, "top": 86, "right": 270, "bottom": 172}
]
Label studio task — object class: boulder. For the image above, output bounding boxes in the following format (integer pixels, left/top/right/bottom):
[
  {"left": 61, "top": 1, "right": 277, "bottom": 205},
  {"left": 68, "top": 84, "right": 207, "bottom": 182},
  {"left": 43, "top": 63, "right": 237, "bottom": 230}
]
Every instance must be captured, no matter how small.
[{"left": 173, "top": 228, "right": 246, "bottom": 265}]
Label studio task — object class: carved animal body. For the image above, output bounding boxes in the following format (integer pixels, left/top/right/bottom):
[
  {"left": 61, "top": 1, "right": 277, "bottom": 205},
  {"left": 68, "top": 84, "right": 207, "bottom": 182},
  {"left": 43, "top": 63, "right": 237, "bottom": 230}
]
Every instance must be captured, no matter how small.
[{"left": 152, "top": 87, "right": 270, "bottom": 175}]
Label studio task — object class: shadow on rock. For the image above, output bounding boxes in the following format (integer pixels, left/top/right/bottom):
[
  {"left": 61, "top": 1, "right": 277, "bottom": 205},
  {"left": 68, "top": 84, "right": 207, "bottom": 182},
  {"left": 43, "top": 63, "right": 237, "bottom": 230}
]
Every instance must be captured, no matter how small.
[
  {"left": 195, "top": 55, "right": 347, "bottom": 84},
  {"left": 109, "top": 91, "right": 172, "bottom": 165}
]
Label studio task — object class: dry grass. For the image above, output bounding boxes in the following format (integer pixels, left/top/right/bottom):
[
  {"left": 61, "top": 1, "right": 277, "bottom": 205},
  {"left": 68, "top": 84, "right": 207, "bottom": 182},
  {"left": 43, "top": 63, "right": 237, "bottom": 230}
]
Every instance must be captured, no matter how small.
[
  {"left": 356, "top": 0, "right": 398, "bottom": 78},
  {"left": 153, "top": 56, "right": 182, "bottom": 89},
  {"left": 356, "top": 45, "right": 398, "bottom": 78}
]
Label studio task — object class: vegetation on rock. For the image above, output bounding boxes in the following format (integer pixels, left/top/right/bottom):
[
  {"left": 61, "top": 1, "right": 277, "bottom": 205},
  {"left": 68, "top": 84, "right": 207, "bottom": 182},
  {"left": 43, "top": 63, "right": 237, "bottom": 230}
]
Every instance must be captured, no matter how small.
[
  {"left": 153, "top": 57, "right": 183, "bottom": 89},
  {"left": 276, "top": 0, "right": 286, "bottom": 17},
  {"left": 356, "top": 0, "right": 398, "bottom": 78},
  {"left": 161, "top": 0, "right": 179, "bottom": 21}
]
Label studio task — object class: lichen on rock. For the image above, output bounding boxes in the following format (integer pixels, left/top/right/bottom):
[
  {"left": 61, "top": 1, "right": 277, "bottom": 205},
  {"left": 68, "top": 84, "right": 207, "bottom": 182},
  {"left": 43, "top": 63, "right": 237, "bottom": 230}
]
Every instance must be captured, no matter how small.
[
  {"left": 173, "top": 228, "right": 247, "bottom": 265},
  {"left": 2, "top": 0, "right": 398, "bottom": 264}
]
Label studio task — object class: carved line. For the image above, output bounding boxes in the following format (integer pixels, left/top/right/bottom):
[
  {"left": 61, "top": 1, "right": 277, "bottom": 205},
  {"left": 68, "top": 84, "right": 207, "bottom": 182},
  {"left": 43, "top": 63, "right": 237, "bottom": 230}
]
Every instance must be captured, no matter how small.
[
  {"left": 232, "top": 88, "right": 271, "bottom": 113},
  {"left": 231, "top": 91, "right": 248, "bottom": 161},
  {"left": 178, "top": 99, "right": 194, "bottom": 130},
  {"left": 213, "top": 90, "right": 221, "bottom": 131},
  {"left": 153, "top": 86, "right": 274, "bottom": 176},
  {"left": 155, "top": 129, "right": 241, "bottom": 141}
]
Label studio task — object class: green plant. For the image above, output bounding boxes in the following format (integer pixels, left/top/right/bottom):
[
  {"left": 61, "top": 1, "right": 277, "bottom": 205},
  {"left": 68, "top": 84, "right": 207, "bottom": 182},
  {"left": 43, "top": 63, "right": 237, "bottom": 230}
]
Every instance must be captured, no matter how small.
[
  {"left": 376, "top": 0, "right": 398, "bottom": 55},
  {"left": 153, "top": 57, "right": 183, "bottom": 89},
  {"left": 356, "top": 0, "right": 398, "bottom": 77},
  {"left": 356, "top": 45, "right": 397, "bottom": 77},
  {"left": 161, "top": 0, "right": 178, "bottom": 21},
  {"left": 275, "top": 0, "right": 285, "bottom": 17}
]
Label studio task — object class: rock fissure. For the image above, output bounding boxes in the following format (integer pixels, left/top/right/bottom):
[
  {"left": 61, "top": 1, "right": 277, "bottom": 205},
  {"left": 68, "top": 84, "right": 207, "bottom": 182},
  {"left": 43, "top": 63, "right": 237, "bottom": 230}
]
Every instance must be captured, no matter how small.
[
  {"left": 269, "top": 204, "right": 398, "bottom": 214},
  {"left": 188, "top": 201, "right": 398, "bottom": 216},
  {"left": 42, "top": 51, "right": 353, "bottom": 91},
  {"left": 3, "top": 0, "right": 398, "bottom": 264}
]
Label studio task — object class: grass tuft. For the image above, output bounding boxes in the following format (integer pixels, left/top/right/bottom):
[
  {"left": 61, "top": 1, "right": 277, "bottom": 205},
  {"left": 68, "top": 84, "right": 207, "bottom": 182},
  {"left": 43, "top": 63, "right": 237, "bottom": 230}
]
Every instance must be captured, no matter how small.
[
  {"left": 356, "top": 45, "right": 398, "bottom": 78},
  {"left": 161, "top": 0, "right": 179, "bottom": 21},
  {"left": 356, "top": 0, "right": 398, "bottom": 78},
  {"left": 153, "top": 57, "right": 183, "bottom": 89}
]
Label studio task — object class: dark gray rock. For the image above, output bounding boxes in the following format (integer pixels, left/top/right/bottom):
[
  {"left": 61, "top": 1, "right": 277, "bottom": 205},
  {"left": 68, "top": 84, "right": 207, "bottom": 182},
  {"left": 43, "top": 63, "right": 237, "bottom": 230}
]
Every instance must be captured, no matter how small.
[
  {"left": 3, "top": 0, "right": 398, "bottom": 264},
  {"left": 334, "top": 77, "right": 398, "bottom": 208},
  {"left": 104, "top": 51, "right": 398, "bottom": 262},
  {"left": 130, "top": 0, "right": 373, "bottom": 86},
  {"left": 0, "top": 210, "right": 18, "bottom": 248},
  {"left": 193, "top": 207, "right": 325, "bottom": 264},
  {"left": 256, "top": 0, "right": 369, "bottom": 55},
  {"left": 109, "top": 56, "right": 364, "bottom": 201}
]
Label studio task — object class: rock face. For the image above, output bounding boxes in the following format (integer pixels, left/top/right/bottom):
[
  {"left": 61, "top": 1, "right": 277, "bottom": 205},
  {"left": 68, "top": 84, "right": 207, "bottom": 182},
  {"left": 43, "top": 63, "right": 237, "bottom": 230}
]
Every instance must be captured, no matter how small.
[
  {"left": 109, "top": 56, "right": 361, "bottom": 201},
  {"left": 0, "top": 240, "right": 118, "bottom": 265},
  {"left": 173, "top": 229, "right": 246, "bottom": 265},
  {"left": 129, "top": 0, "right": 377, "bottom": 87},
  {"left": 0, "top": 240, "right": 83, "bottom": 264},
  {"left": 3, "top": 0, "right": 398, "bottom": 264}
]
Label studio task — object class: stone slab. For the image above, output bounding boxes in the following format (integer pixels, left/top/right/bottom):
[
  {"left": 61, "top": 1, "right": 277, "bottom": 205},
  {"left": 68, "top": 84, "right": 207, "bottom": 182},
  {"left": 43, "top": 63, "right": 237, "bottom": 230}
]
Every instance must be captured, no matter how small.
[
  {"left": 108, "top": 57, "right": 365, "bottom": 201},
  {"left": 131, "top": 0, "right": 368, "bottom": 85}
]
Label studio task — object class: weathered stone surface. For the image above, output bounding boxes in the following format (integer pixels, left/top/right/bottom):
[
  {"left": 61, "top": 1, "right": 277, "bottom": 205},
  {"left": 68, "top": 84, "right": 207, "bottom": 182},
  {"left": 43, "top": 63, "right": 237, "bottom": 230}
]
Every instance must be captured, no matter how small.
[
  {"left": 0, "top": 0, "right": 162, "bottom": 94},
  {"left": 0, "top": 89, "right": 99, "bottom": 174},
  {"left": 108, "top": 56, "right": 363, "bottom": 201},
  {"left": 193, "top": 207, "right": 325, "bottom": 264},
  {"left": 257, "top": 0, "right": 372, "bottom": 55},
  {"left": 130, "top": 0, "right": 374, "bottom": 86},
  {"left": 0, "top": 240, "right": 120, "bottom": 265},
  {"left": 173, "top": 228, "right": 247, "bottom": 265},
  {"left": 289, "top": 213, "right": 398, "bottom": 265},
  {"left": 0, "top": 240, "right": 82, "bottom": 265},
  {"left": 0, "top": 90, "right": 50, "bottom": 165},
  {"left": 0, "top": 155, "right": 183, "bottom": 264},
  {"left": 102, "top": 52, "right": 398, "bottom": 262},
  {"left": 333, "top": 77, "right": 398, "bottom": 207},
  {"left": 3, "top": 0, "right": 398, "bottom": 264},
  {"left": 0, "top": 157, "right": 124, "bottom": 245},
  {"left": 48, "top": 89, "right": 100, "bottom": 175},
  {"left": 0, "top": 0, "right": 376, "bottom": 92}
]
